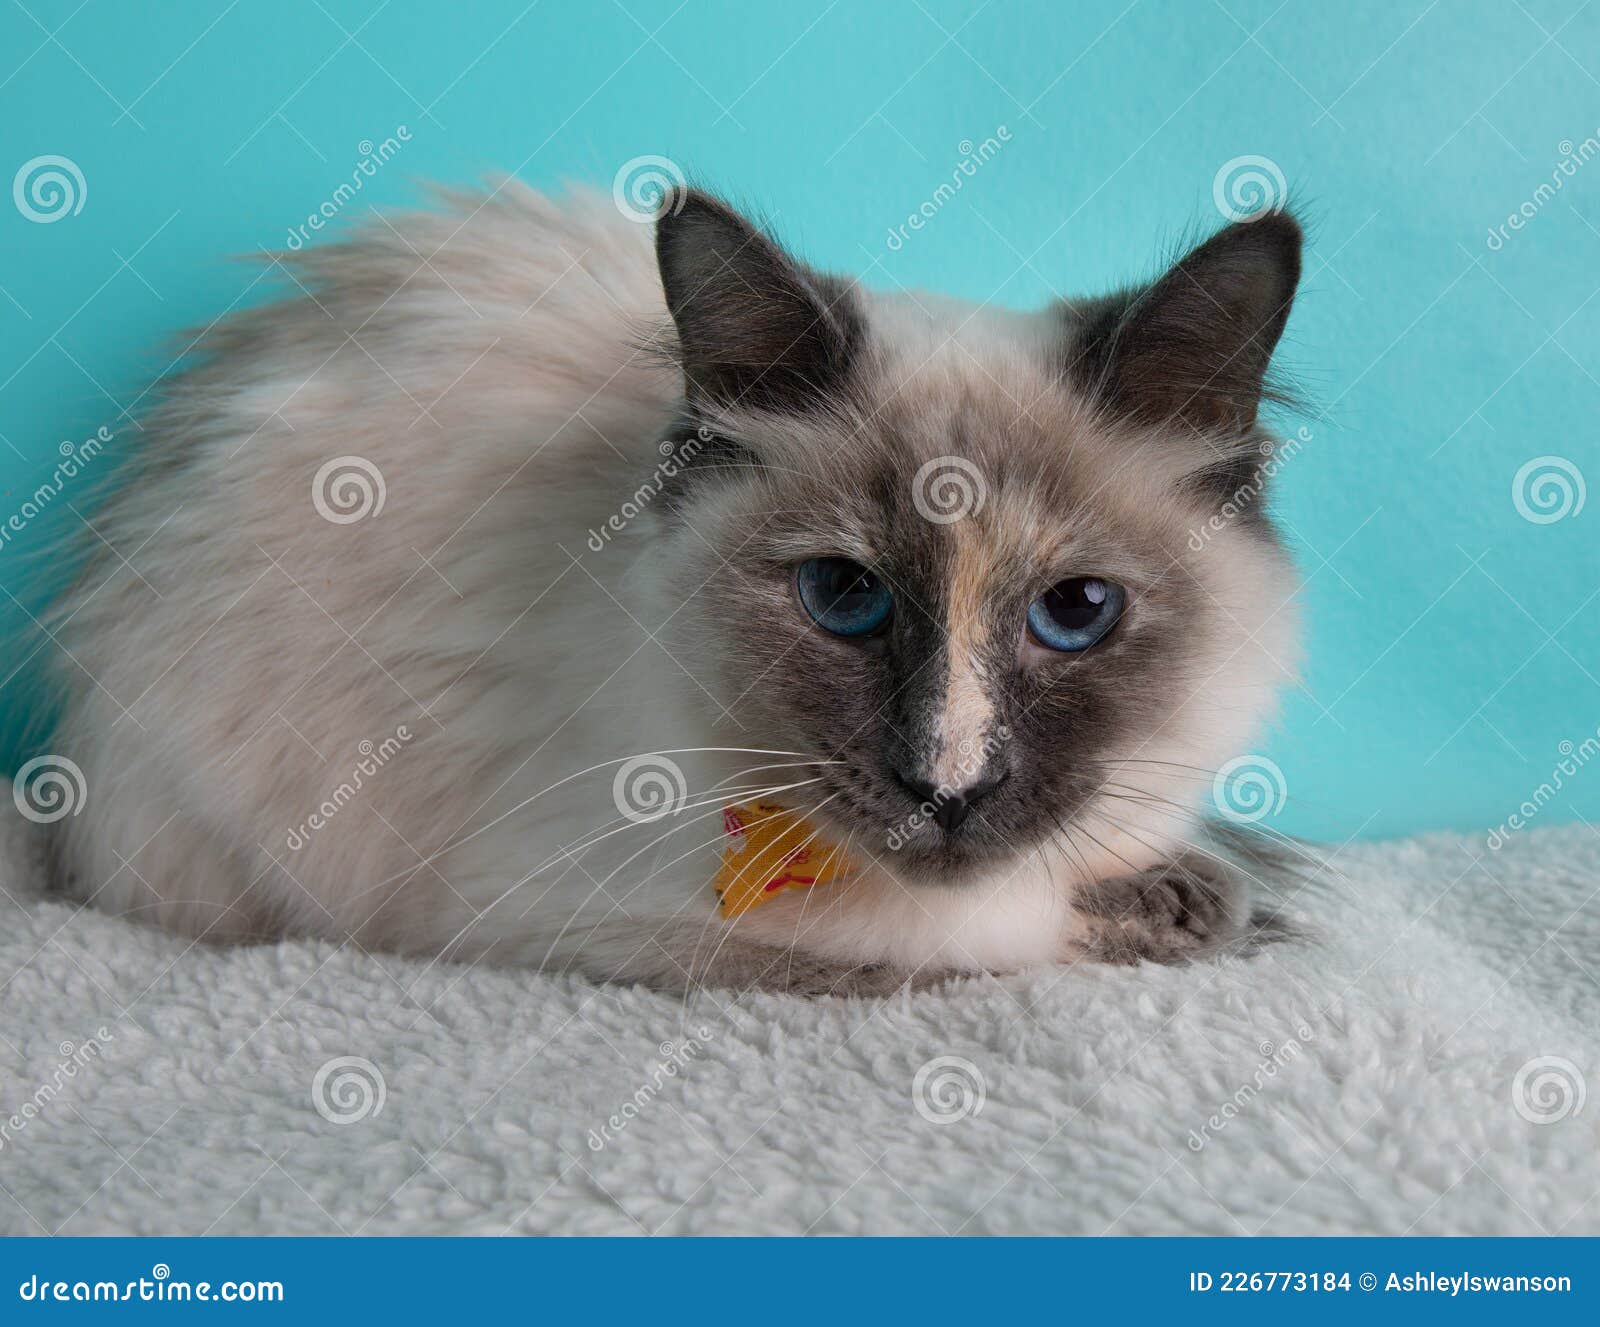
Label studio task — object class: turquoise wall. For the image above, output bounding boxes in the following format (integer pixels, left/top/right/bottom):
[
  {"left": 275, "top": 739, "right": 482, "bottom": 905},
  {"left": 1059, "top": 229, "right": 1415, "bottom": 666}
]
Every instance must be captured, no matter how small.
[{"left": 3, "top": 0, "right": 1597, "bottom": 844}]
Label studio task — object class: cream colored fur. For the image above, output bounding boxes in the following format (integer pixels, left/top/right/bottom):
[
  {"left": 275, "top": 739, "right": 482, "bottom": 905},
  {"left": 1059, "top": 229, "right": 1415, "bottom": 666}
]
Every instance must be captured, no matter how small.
[{"left": 44, "top": 183, "right": 1297, "bottom": 988}]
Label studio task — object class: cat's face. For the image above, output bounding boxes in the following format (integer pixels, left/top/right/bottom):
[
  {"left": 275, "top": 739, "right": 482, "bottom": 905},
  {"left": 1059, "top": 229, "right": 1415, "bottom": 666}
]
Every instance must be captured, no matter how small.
[{"left": 651, "top": 192, "right": 1301, "bottom": 886}]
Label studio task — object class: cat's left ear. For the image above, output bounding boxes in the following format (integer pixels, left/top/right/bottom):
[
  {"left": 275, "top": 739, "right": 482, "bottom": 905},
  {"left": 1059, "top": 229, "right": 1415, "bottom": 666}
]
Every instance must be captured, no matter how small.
[
  {"left": 1072, "top": 211, "right": 1302, "bottom": 436},
  {"left": 655, "top": 189, "right": 861, "bottom": 414}
]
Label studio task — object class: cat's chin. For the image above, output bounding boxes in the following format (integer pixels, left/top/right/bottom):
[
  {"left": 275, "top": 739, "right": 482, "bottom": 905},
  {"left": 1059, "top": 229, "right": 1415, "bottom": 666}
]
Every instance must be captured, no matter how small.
[
  {"left": 845, "top": 826, "right": 1032, "bottom": 889},
  {"left": 802, "top": 789, "right": 1056, "bottom": 889}
]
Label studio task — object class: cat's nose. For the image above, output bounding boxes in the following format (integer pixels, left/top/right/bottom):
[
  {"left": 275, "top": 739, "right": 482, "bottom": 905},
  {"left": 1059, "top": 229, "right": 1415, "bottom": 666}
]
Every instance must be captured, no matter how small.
[{"left": 893, "top": 769, "right": 1005, "bottom": 833}]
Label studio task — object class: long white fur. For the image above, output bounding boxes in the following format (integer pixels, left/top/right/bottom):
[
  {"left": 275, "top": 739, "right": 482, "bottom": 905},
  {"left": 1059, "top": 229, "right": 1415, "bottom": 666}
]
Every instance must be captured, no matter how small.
[{"left": 44, "top": 182, "right": 1297, "bottom": 984}]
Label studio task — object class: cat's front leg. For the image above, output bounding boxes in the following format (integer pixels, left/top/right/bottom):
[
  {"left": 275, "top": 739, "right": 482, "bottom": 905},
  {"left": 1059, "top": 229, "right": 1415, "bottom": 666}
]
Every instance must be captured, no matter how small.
[{"left": 1066, "top": 851, "right": 1254, "bottom": 966}]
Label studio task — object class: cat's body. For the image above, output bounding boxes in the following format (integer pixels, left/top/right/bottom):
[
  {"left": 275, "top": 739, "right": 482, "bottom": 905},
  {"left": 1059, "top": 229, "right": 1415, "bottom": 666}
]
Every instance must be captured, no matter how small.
[{"left": 41, "top": 181, "right": 1303, "bottom": 993}]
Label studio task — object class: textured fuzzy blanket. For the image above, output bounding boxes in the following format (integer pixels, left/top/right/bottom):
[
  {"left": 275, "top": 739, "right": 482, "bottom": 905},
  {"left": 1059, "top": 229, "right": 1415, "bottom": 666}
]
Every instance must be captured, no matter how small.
[{"left": 0, "top": 794, "right": 1593, "bottom": 1236}]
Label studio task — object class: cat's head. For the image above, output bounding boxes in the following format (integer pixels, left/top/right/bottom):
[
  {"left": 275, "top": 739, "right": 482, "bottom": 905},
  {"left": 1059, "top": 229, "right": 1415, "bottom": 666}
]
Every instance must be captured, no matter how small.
[{"left": 649, "top": 190, "right": 1302, "bottom": 887}]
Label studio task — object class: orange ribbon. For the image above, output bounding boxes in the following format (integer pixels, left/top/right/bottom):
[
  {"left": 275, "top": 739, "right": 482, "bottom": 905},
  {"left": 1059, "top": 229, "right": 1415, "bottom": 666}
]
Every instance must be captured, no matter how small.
[{"left": 713, "top": 799, "right": 855, "bottom": 918}]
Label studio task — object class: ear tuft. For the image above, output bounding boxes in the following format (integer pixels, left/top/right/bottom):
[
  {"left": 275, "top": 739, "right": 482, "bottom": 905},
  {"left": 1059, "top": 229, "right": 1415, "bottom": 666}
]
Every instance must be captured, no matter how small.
[
  {"left": 1070, "top": 210, "right": 1303, "bottom": 437},
  {"left": 655, "top": 190, "right": 861, "bottom": 414}
]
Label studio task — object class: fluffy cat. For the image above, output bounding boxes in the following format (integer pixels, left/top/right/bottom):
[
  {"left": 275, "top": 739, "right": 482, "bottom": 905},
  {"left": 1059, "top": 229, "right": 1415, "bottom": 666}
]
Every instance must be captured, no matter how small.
[{"left": 39, "top": 181, "right": 1303, "bottom": 995}]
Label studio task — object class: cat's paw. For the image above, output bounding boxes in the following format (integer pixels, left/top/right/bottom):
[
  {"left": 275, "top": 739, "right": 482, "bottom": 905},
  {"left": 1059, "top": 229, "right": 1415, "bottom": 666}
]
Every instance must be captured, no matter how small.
[{"left": 1069, "top": 855, "right": 1248, "bottom": 966}]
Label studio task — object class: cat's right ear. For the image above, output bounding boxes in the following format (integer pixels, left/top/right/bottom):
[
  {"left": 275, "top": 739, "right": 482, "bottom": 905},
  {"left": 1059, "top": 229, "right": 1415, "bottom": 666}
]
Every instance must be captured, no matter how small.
[
  {"left": 1070, "top": 211, "right": 1302, "bottom": 439},
  {"left": 655, "top": 190, "right": 861, "bottom": 415}
]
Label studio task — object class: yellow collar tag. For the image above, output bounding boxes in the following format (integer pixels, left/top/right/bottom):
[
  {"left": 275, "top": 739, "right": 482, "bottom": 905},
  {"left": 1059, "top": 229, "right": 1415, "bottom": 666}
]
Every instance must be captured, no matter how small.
[{"left": 714, "top": 799, "right": 855, "bottom": 918}]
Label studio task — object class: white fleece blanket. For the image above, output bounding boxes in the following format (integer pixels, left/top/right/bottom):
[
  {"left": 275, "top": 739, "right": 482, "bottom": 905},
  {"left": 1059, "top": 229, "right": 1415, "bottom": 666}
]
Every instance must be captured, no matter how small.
[{"left": 0, "top": 792, "right": 1594, "bottom": 1237}]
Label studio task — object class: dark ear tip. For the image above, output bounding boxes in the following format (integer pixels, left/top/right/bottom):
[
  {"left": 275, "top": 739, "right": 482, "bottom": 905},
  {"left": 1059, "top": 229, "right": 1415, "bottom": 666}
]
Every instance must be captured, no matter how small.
[
  {"left": 653, "top": 185, "right": 691, "bottom": 235},
  {"left": 654, "top": 187, "right": 715, "bottom": 276},
  {"left": 1230, "top": 208, "right": 1303, "bottom": 262},
  {"left": 655, "top": 183, "right": 694, "bottom": 215},
  {"left": 655, "top": 186, "right": 736, "bottom": 236},
  {"left": 1247, "top": 207, "right": 1303, "bottom": 250},
  {"left": 1203, "top": 208, "right": 1302, "bottom": 289}
]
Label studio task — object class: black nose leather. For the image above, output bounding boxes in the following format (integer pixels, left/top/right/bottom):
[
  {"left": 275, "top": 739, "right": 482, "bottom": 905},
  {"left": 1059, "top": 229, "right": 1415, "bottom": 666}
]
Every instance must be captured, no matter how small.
[
  {"left": 894, "top": 770, "right": 1002, "bottom": 833},
  {"left": 934, "top": 791, "right": 973, "bottom": 833}
]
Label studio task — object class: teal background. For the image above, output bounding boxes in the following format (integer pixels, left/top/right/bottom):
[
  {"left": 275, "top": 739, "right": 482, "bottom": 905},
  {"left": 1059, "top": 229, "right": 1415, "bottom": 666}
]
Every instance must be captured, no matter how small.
[{"left": 1, "top": 0, "right": 1597, "bottom": 843}]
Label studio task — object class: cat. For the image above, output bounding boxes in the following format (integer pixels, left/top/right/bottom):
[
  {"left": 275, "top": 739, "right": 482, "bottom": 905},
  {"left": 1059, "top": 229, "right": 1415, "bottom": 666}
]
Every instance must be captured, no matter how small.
[{"left": 38, "top": 180, "right": 1304, "bottom": 996}]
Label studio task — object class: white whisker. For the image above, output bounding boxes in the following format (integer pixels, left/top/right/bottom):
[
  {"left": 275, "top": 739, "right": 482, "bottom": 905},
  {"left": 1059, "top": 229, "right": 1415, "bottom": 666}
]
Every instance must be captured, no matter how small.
[
  {"left": 427, "top": 776, "right": 825, "bottom": 971},
  {"left": 685, "top": 790, "right": 840, "bottom": 1020},
  {"left": 360, "top": 747, "right": 832, "bottom": 903},
  {"left": 534, "top": 786, "right": 826, "bottom": 972}
]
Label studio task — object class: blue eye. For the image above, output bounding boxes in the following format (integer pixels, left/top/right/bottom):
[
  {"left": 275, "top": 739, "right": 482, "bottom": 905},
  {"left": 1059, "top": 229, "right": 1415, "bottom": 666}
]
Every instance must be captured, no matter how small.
[
  {"left": 1027, "top": 577, "right": 1124, "bottom": 652},
  {"left": 796, "top": 557, "right": 892, "bottom": 637}
]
